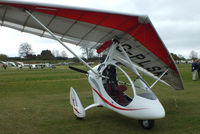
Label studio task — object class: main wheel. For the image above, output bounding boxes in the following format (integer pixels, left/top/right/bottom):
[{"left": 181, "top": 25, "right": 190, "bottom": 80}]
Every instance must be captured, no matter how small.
[{"left": 139, "top": 120, "right": 154, "bottom": 129}]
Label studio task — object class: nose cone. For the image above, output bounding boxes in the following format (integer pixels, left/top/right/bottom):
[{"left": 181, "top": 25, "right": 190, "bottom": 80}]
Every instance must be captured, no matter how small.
[
  {"left": 139, "top": 101, "right": 165, "bottom": 119},
  {"left": 151, "top": 103, "right": 165, "bottom": 119},
  {"left": 130, "top": 97, "right": 165, "bottom": 119}
]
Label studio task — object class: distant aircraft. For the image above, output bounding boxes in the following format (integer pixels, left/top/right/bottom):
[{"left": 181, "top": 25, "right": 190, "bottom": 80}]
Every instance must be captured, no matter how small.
[
  {"left": 0, "top": 61, "right": 18, "bottom": 69},
  {"left": 0, "top": 61, "right": 7, "bottom": 69},
  {"left": 0, "top": 61, "right": 57, "bottom": 69},
  {"left": 59, "top": 62, "right": 75, "bottom": 66},
  {"left": 26, "top": 63, "right": 56, "bottom": 69},
  {"left": 0, "top": 0, "right": 184, "bottom": 129},
  {"left": 0, "top": 61, "right": 16, "bottom": 67}
]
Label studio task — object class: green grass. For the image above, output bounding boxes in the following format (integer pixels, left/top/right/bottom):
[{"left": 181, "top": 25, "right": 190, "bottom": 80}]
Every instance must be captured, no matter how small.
[{"left": 0, "top": 64, "right": 200, "bottom": 134}]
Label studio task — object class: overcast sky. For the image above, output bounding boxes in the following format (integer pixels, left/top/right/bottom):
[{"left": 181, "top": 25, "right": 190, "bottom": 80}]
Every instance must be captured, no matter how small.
[{"left": 0, "top": 0, "right": 199, "bottom": 58}]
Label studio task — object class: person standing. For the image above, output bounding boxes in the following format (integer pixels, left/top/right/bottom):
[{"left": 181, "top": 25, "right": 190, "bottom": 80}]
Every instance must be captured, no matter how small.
[
  {"left": 197, "top": 59, "right": 200, "bottom": 80},
  {"left": 2, "top": 64, "right": 7, "bottom": 70},
  {"left": 192, "top": 59, "right": 198, "bottom": 80}
]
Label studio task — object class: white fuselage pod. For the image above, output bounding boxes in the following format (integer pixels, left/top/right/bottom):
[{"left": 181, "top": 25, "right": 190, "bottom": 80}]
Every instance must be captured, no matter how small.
[{"left": 88, "top": 64, "right": 165, "bottom": 120}]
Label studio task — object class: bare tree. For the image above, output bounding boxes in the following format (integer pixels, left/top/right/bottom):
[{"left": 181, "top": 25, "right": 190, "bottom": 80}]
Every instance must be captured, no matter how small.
[
  {"left": 189, "top": 50, "right": 198, "bottom": 59},
  {"left": 52, "top": 50, "right": 60, "bottom": 57},
  {"left": 52, "top": 50, "right": 56, "bottom": 57},
  {"left": 81, "top": 47, "right": 94, "bottom": 59},
  {"left": 55, "top": 50, "right": 60, "bottom": 57},
  {"left": 61, "top": 50, "right": 68, "bottom": 58},
  {"left": 18, "top": 43, "right": 34, "bottom": 58}
]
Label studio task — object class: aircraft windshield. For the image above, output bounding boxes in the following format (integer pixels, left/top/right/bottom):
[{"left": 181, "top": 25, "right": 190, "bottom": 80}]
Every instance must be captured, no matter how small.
[
  {"left": 134, "top": 78, "right": 157, "bottom": 100},
  {"left": 101, "top": 63, "right": 157, "bottom": 106}
]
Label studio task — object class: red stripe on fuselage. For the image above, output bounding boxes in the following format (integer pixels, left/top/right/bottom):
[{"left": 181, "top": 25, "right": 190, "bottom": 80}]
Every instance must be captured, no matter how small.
[
  {"left": 73, "top": 106, "right": 81, "bottom": 114},
  {"left": 92, "top": 88, "right": 145, "bottom": 111}
]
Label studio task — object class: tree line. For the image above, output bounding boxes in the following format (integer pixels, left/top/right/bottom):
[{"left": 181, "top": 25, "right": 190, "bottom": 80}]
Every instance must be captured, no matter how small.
[
  {"left": 18, "top": 43, "right": 68, "bottom": 60},
  {"left": 0, "top": 42, "right": 100, "bottom": 62},
  {"left": 0, "top": 42, "right": 199, "bottom": 61},
  {"left": 171, "top": 50, "right": 199, "bottom": 61}
]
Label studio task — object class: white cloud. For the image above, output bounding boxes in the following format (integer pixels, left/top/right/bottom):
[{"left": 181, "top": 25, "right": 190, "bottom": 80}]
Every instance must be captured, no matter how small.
[{"left": 0, "top": 27, "right": 81, "bottom": 57}]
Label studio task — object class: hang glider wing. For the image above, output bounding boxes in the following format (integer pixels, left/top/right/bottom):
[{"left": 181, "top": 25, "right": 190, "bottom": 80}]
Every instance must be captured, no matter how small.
[{"left": 0, "top": 0, "right": 184, "bottom": 90}]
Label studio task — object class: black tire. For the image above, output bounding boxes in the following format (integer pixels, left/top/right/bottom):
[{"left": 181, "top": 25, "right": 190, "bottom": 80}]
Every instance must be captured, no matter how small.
[
  {"left": 97, "top": 105, "right": 103, "bottom": 107},
  {"left": 75, "top": 115, "right": 84, "bottom": 120},
  {"left": 139, "top": 120, "right": 154, "bottom": 129}
]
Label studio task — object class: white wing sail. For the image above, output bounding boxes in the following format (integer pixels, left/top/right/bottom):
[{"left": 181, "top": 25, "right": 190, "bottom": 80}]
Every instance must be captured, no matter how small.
[{"left": 0, "top": 0, "right": 184, "bottom": 90}]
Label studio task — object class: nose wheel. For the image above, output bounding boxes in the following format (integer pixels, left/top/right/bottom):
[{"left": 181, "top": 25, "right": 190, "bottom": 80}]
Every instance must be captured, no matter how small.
[{"left": 139, "top": 120, "right": 154, "bottom": 129}]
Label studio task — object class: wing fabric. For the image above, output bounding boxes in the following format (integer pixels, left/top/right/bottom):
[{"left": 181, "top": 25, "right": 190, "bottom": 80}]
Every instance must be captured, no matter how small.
[{"left": 0, "top": 0, "right": 184, "bottom": 90}]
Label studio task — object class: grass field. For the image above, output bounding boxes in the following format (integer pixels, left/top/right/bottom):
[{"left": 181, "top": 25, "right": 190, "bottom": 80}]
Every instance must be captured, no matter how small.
[{"left": 0, "top": 64, "right": 200, "bottom": 134}]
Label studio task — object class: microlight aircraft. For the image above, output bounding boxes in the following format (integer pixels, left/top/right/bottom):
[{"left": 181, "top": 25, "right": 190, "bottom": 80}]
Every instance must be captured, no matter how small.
[{"left": 0, "top": 0, "right": 184, "bottom": 129}]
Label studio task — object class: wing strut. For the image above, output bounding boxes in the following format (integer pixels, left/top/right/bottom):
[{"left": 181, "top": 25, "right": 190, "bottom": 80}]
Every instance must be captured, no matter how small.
[
  {"left": 118, "top": 43, "right": 140, "bottom": 77},
  {"left": 25, "top": 10, "right": 99, "bottom": 76},
  {"left": 150, "top": 68, "right": 169, "bottom": 88}
]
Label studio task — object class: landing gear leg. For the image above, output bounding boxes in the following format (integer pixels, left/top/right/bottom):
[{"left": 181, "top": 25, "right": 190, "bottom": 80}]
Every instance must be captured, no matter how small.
[{"left": 139, "top": 120, "right": 155, "bottom": 129}]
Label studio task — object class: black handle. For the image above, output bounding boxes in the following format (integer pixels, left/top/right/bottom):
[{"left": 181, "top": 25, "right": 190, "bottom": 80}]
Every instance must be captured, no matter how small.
[{"left": 69, "top": 66, "right": 88, "bottom": 74}]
